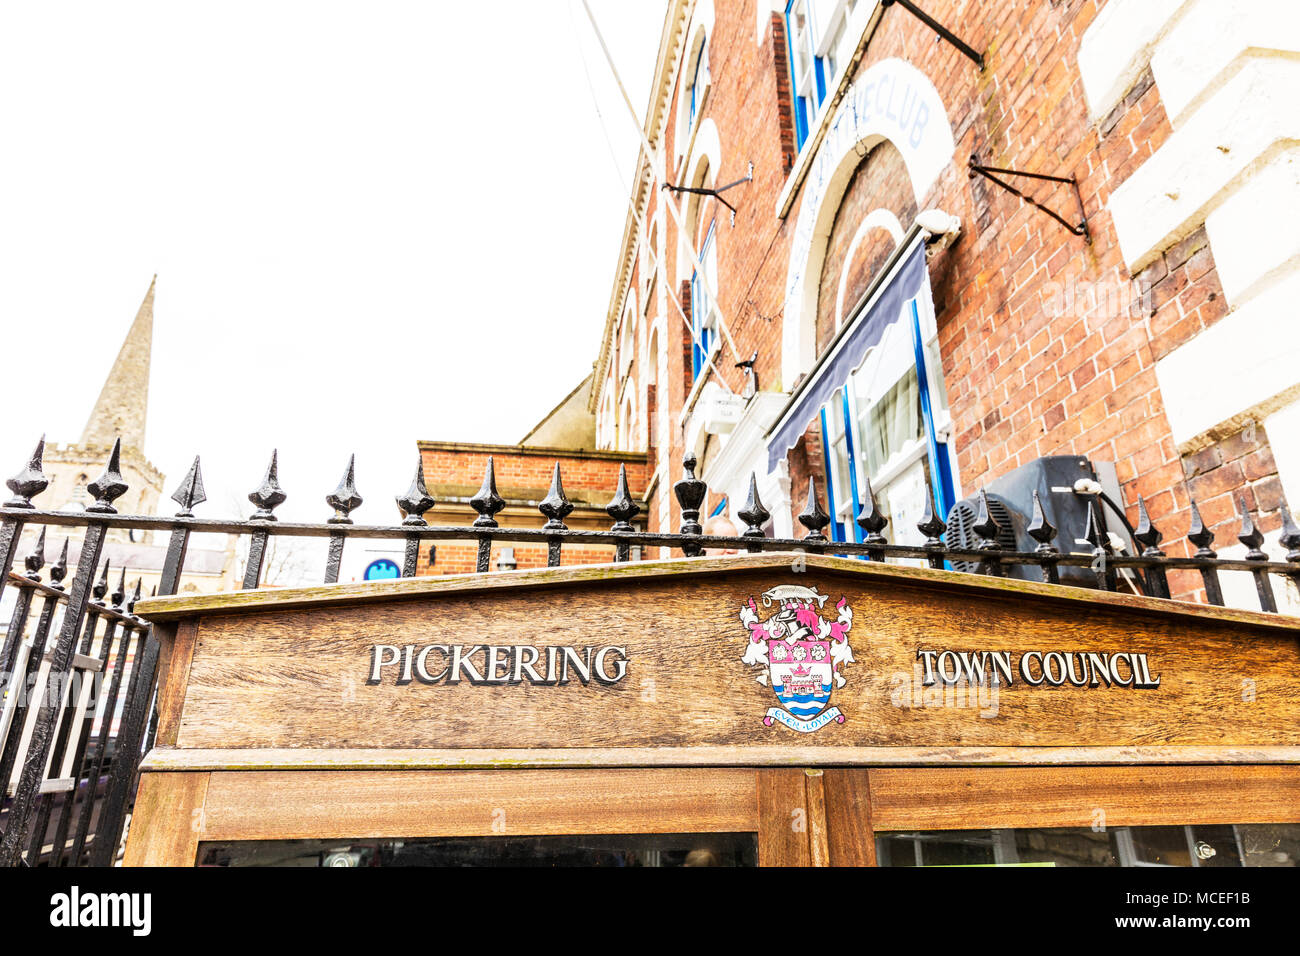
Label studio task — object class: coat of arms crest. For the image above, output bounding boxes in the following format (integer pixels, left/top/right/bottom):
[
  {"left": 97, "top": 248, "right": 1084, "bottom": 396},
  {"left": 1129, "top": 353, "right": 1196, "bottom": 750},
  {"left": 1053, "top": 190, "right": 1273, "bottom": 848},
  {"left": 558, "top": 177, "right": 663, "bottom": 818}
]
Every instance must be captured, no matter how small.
[{"left": 738, "top": 584, "right": 855, "bottom": 733}]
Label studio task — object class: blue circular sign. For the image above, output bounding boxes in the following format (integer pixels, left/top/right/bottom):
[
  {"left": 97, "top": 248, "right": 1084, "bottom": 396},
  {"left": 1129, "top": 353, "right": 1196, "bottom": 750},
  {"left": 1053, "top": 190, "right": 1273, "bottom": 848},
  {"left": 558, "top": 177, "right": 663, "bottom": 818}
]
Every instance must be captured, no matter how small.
[{"left": 364, "top": 558, "right": 401, "bottom": 581}]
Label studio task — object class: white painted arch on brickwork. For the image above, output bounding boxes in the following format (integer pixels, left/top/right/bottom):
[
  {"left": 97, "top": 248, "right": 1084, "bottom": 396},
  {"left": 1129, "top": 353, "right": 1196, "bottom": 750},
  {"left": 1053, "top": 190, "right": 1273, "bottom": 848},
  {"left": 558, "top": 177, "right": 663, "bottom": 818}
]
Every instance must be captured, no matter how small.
[
  {"left": 675, "top": 0, "right": 715, "bottom": 167},
  {"left": 834, "top": 207, "right": 905, "bottom": 331},
  {"left": 780, "top": 57, "right": 955, "bottom": 389}
]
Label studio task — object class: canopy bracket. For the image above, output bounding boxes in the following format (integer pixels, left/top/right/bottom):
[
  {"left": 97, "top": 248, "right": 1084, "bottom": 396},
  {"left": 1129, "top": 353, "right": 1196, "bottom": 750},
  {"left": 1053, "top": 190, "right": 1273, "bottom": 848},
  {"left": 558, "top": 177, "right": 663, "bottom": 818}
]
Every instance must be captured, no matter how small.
[
  {"left": 968, "top": 156, "right": 1090, "bottom": 240},
  {"left": 883, "top": 0, "right": 984, "bottom": 69},
  {"left": 662, "top": 162, "right": 754, "bottom": 226}
]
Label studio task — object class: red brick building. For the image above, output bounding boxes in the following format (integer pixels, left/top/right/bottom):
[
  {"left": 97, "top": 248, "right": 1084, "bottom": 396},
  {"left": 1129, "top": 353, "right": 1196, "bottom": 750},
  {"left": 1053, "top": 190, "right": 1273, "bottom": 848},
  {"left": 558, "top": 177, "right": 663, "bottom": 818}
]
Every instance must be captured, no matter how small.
[
  {"left": 415, "top": 377, "right": 649, "bottom": 574},
  {"left": 582, "top": 0, "right": 1300, "bottom": 609}
]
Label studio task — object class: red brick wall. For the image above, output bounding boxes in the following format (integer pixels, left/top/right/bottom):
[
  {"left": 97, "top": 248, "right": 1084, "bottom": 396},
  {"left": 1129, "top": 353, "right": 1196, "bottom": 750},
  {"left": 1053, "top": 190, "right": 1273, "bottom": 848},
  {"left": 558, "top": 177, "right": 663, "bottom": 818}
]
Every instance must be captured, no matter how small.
[
  {"left": 417, "top": 446, "right": 648, "bottom": 499},
  {"left": 415, "top": 444, "right": 649, "bottom": 575},
  {"left": 416, "top": 541, "right": 618, "bottom": 576},
  {"left": 604, "top": 1, "right": 1280, "bottom": 605}
]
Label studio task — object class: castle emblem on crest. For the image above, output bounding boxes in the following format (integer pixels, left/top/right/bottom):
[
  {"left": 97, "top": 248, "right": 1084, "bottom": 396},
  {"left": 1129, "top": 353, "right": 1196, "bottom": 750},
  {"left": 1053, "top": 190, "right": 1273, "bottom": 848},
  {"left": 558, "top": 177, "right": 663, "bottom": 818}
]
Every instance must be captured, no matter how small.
[{"left": 738, "top": 584, "right": 855, "bottom": 733}]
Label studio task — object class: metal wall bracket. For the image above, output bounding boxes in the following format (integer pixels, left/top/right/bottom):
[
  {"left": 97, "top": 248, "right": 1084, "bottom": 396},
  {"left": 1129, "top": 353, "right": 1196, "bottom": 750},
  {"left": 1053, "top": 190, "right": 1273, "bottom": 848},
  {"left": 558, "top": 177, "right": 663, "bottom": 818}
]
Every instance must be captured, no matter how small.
[
  {"left": 662, "top": 161, "right": 754, "bottom": 226},
  {"left": 882, "top": 0, "right": 984, "bottom": 69},
  {"left": 968, "top": 156, "right": 1090, "bottom": 241}
]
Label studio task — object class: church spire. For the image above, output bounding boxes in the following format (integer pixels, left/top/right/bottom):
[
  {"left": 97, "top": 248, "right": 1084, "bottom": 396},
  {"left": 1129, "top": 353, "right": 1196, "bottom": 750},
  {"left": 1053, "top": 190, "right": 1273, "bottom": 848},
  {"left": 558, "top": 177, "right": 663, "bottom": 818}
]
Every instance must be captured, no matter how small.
[{"left": 81, "top": 276, "right": 155, "bottom": 451}]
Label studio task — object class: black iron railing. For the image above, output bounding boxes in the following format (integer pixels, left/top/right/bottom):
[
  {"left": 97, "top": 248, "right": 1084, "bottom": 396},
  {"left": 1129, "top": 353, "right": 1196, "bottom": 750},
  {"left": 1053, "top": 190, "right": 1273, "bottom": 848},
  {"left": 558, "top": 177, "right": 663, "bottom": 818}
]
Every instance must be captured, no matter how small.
[{"left": 1, "top": 435, "right": 1298, "bottom": 866}]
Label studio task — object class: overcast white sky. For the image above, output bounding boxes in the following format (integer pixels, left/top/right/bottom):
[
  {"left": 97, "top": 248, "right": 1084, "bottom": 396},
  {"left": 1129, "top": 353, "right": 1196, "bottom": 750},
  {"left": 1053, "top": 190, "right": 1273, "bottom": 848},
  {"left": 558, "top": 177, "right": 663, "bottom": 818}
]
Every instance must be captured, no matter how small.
[{"left": 0, "top": 0, "right": 663, "bottom": 528}]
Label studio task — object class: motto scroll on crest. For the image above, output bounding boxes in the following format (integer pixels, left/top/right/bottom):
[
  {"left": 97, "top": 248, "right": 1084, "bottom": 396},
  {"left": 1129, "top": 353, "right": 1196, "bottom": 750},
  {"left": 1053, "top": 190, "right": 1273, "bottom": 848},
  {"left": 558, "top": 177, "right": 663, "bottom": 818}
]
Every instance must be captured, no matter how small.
[{"left": 739, "top": 585, "right": 855, "bottom": 734}]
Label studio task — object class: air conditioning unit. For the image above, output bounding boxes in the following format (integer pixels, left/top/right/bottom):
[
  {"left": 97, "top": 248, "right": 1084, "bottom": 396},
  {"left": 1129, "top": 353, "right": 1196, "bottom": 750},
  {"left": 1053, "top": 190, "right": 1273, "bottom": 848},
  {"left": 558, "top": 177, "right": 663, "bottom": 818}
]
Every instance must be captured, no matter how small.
[{"left": 945, "top": 455, "right": 1135, "bottom": 586}]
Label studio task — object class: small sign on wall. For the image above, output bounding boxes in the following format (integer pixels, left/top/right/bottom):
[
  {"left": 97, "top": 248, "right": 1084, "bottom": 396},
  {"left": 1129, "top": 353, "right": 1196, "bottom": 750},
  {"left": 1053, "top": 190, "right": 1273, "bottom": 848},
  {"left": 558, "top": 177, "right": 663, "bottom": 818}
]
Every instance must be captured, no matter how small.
[{"left": 363, "top": 558, "right": 400, "bottom": 581}]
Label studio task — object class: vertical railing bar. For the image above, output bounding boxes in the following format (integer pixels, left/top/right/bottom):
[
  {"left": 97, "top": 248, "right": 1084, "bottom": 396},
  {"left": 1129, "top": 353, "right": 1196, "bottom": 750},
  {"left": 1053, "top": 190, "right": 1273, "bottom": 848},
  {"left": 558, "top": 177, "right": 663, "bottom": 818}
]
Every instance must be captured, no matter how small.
[
  {"left": 27, "top": 601, "right": 111, "bottom": 865},
  {"left": 470, "top": 456, "right": 504, "bottom": 573},
  {"left": 402, "top": 534, "right": 421, "bottom": 578},
  {"left": 1131, "top": 496, "right": 1169, "bottom": 599},
  {"left": 242, "top": 450, "right": 286, "bottom": 590},
  {"left": 0, "top": 576, "right": 61, "bottom": 808},
  {"left": 0, "top": 518, "right": 26, "bottom": 611},
  {"left": 323, "top": 531, "right": 346, "bottom": 584},
  {"left": 1027, "top": 490, "right": 1060, "bottom": 585},
  {"left": 397, "top": 457, "right": 435, "bottom": 578},
  {"left": 0, "top": 579, "right": 38, "bottom": 728},
  {"left": 1235, "top": 496, "right": 1277, "bottom": 613},
  {"left": 322, "top": 454, "right": 361, "bottom": 585},
  {"left": 540, "top": 463, "right": 573, "bottom": 570},
  {"left": 241, "top": 528, "right": 269, "bottom": 590},
  {"left": 87, "top": 629, "right": 159, "bottom": 867},
  {"left": 1187, "top": 498, "right": 1225, "bottom": 607},
  {"left": 0, "top": 437, "right": 124, "bottom": 866},
  {"left": 69, "top": 622, "right": 140, "bottom": 865},
  {"left": 50, "top": 575, "right": 130, "bottom": 865},
  {"left": 607, "top": 464, "right": 640, "bottom": 562}
]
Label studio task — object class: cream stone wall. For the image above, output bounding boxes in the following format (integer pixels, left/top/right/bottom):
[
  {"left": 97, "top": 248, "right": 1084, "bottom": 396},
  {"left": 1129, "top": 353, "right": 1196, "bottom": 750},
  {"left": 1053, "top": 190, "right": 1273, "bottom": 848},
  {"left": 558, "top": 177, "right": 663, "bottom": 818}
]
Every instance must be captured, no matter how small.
[{"left": 1081, "top": 0, "right": 1300, "bottom": 607}]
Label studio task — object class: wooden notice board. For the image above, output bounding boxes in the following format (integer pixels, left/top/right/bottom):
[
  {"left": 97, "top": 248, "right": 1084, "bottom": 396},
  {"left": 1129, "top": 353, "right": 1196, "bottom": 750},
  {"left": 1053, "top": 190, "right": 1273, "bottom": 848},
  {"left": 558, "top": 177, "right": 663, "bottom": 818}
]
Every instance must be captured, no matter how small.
[{"left": 123, "top": 553, "right": 1300, "bottom": 866}]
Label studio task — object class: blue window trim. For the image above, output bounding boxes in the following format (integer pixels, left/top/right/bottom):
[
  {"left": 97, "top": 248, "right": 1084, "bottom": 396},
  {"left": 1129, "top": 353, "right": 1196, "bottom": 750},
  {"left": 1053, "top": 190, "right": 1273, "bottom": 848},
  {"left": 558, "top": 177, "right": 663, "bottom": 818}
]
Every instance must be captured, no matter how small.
[
  {"left": 909, "top": 299, "right": 957, "bottom": 520},
  {"left": 818, "top": 296, "right": 959, "bottom": 547},
  {"left": 839, "top": 388, "right": 863, "bottom": 543},
  {"left": 819, "top": 407, "right": 845, "bottom": 543},
  {"left": 691, "top": 219, "right": 717, "bottom": 381},
  {"left": 689, "top": 38, "right": 707, "bottom": 128},
  {"left": 785, "top": 0, "right": 828, "bottom": 152}
]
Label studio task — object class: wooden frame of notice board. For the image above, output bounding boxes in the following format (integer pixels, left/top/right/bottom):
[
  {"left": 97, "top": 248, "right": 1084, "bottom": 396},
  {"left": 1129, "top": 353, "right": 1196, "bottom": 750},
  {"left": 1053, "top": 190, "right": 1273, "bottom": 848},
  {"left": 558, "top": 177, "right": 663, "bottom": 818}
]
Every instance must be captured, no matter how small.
[{"left": 124, "top": 553, "right": 1300, "bottom": 867}]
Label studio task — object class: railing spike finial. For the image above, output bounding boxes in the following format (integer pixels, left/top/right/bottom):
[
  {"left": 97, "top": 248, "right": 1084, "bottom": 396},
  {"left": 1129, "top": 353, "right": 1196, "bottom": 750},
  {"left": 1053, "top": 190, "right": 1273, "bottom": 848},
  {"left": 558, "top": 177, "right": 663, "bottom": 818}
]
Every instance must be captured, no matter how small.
[
  {"left": 674, "top": 453, "right": 708, "bottom": 556},
  {"left": 93, "top": 559, "right": 111, "bottom": 604},
  {"left": 606, "top": 464, "right": 640, "bottom": 563},
  {"left": 1186, "top": 497, "right": 1216, "bottom": 557},
  {"left": 606, "top": 464, "right": 640, "bottom": 532},
  {"left": 50, "top": 537, "right": 69, "bottom": 590},
  {"left": 856, "top": 477, "right": 889, "bottom": 548},
  {"left": 916, "top": 480, "right": 947, "bottom": 569},
  {"left": 540, "top": 463, "right": 575, "bottom": 532},
  {"left": 470, "top": 456, "right": 505, "bottom": 528},
  {"left": 972, "top": 489, "right": 1004, "bottom": 577},
  {"left": 4, "top": 435, "right": 49, "bottom": 509},
  {"left": 1236, "top": 495, "right": 1267, "bottom": 560},
  {"left": 737, "top": 472, "right": 771, "bottom": 539},
  {"left": 1186, "top": 495, "right": 1225, "bottom": 607},
  {"left": 86, "top": 437, "right": 129, "bottom": 514},
  {"left": 1082, "top": 496, "right": 1116, "bottom": 590},
  {"left": 249, "top": 449, "right": 287, "bottom": 521},
  {"left": 1133, "top": 495, "right": 1169, "bottom": 599},
  {"left": 1236, "top": 496, "right": 1276, "bottom": 612},
  {"left": 797, "top": 477, "right": 830, "bottom": 541},
  {"left": 171, "top": 455, "right": 207, "bottom": 517},
  {"left": 971, "top": 489, "right": 1000, "bottom": 549},
  {"left": 1027, "top": 490, "right": 1057, "bottom": 550},
  {"left": 326, "top": 453, "right": 363, "bottom": 524},
  {"left": 111, "top": 566, "right": 127, "bottom": 609},
  {"left": 916, "top": 485, "right": 947, "bottom": 545},
  {"left": 128, "top": 578, "right": 142, "bottom": 614},
  {"left": 1027, "top": 490, "right": 1061, "bottom": 585},
  {"left": 396, "top": 457, "right": 436, "bottom": 526},
  {"left": 24, "top": 526, "right": 47, "bottom": 579},
  {"left": 1132, "top": 495, "right": 1163, "bottom": 554},
  {"left": 1280, "top": 504, "right": 1300, "bottom": 562}
]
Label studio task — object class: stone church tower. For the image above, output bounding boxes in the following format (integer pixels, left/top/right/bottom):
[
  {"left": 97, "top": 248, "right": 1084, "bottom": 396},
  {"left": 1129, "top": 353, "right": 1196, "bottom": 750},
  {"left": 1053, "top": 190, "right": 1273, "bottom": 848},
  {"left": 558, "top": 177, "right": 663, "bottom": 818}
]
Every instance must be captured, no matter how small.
[{"left": 43, "top": 278, "right": 166, "bottom": 537}]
